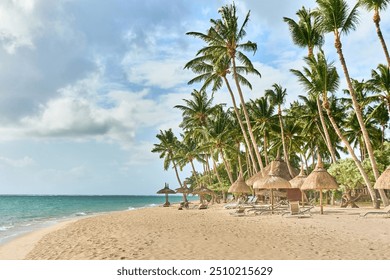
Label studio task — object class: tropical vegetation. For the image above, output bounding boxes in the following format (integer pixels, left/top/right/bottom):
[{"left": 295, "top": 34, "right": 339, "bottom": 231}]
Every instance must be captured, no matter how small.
[{"left": 152, "top": 1, "right": 390, "bottom": 208}]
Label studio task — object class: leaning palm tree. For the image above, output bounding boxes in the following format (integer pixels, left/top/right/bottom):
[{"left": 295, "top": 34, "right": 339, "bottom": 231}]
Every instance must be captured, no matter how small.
[
  {"left": 186, "top": 3, "right": 265, "bottom": 175},
  {"left": 283, "top": 6, "right": 324, "bottom": 57},
  {"left": 265, "top": 84, "right": 295, "bottom": 178},
  {"left": 291, "top": 51, "right": 339, "bottom": 163},
  {"left": 359, "top": 0, "right": 390, "bottom": 65},
  {"left": 184, "top": 55, "right": 259, "bottom": 173},
  {"left": 315, "top": 0, "right": 388, "bottom": 206},
  {"left": 292, "top": 48, "right": 380, "bottom": 207},
  {"left": 151, "top": 129, "right": 184, "bottom": 190}
]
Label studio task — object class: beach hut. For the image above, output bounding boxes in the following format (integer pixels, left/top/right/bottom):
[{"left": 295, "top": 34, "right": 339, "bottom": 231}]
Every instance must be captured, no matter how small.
[
  {"left": 228, "top": 173, "right": 252, "bottom": 195},
  {"left": 289, "top": 166, "right": 307, "bottom": 204},
  {"left": 374, "top": 166, "right": 390, "bottom": 190},
  {"left": 253, "top": 162, "right": 291, "bottom": 212},
  {"left": 157, "top": 183, "right": 176, "bottom": 207},
  {"left": 301, "top": 155, "right": 339, "bottom": 214}
]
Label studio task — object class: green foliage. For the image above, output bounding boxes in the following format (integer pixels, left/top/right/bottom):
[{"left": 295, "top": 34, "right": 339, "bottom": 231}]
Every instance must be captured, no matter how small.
[
  {"left": 329, "top": 142, "right": 390, "bottom": 190},
  {"left": 328, "top": 158, "right": 364, "bottom": 191}
]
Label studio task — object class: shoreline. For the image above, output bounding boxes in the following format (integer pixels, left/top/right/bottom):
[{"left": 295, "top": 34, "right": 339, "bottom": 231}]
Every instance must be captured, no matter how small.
[{"left": 0, "top": 204, "right": 390, "bottom": 260}]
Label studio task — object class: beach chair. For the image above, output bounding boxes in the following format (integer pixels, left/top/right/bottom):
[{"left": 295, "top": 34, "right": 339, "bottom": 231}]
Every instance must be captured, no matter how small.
[
  {"left": 282, "top": 201, "right": 312, "bottom": 218},
  {"left": 229, "top": 206, "right": 247, "bottom": 217},
  {"left": 224, "top": 196, "right": 249, "bottom": 209},
  {"left": 361, "top": 205, "right": 390, "bottom": 217}
]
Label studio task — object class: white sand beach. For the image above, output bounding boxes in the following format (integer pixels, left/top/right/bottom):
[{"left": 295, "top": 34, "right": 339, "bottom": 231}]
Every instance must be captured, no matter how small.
[{"left": 0, "top": 204, "right": 389, "bottom": 260}]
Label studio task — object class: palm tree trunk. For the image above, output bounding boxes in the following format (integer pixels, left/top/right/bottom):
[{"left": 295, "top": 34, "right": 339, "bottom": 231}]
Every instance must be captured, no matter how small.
[
  {"left": 220, "top": 148, "right": 234, "bottom": 184},
  {"left": 373, "top": 10, "right": 390, "bottom": 66},
  {"left": 237, "top": 143, "right": 243, "bottom": 175},
  {"left": 172, "top": 160, "right": 183, "bottom": 189},
  {"left": 223, "top": 76, "right": 259, "bottom": 173},
  {"left": 231, "top": 58, "right": 265, "bottom": 175},
  {"left": 264, "top": 131, "right": 269, "bottom": 165},
  {"left": 317, "top": 96, "right": 337, "bottom": 163},
  {"left": 323, "top": 96, "right": 379, "bottom": 208},
  {"left": 278, "top": 105, "right": 294, "bottom": 178},
  {"left": 334, "top": 32, "right": 389, "bottom": 206},
  {"left": 211, "top": 156, "right": 226, "bottom": 202},
  {"left": 244, "top": 145, "right": 253, "bottom": 177}
]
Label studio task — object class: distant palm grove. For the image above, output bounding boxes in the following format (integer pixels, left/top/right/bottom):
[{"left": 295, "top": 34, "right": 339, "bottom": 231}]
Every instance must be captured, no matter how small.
[{"left": 152, "top": 0, "right": 390, "bottom": 208}]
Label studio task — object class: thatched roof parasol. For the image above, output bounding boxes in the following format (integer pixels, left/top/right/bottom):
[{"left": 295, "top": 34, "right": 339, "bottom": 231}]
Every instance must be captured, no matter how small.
[
  {"left": 256, "top": 189, "right": 287, "bottom": 198},
  {"left": 175, "top": 182, "right": 191, "bottom": 194},
  {"left": 301, "top": 155, "right": 339, "bottom": 214},
  {"left": 192, "top": 186, "right": 214, "bottom": 195},
  {"left": 228, "top": 173, "right": 252, "bottom": 194},
  {"left": 374, "top": 166, "right": 390, "bottom": 190},
  {"left": 157, "top": 183, "right": 176, "bottom": 207},
  {"left": 253, "top": 162, "right": 291, "bottom": 212},
  {"left": 246, "top": 158, "right": 298, "bottom": 186},
  {"left": 289, "top": 166, "right": 307, "bottom": 189},
  {"left": 288, "top": 166, "right": 307, "bottom": 203}
]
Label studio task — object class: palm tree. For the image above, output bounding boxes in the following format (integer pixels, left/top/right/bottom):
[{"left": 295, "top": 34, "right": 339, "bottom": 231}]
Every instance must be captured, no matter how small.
[
  {"left": 315, "top": 0, "right": 388, "bottom": 206},
  {"left": 203, "top": 108, "right": 236, "bottom": 184},
  {"left": 186, "top": 3, "right": 265, "bottom": 175},
  {"left": 265, "top": 84, "right": 294, "bottom": 178},
  {"left": 248, "top": 97, "right": 277, "bottom": 165},
  {"left": 174, "top": 89, "right": 216, "bottom": 130},
  {"left": 283, "top": 6, "right": 324, "bottom": 57},
  {"left": 292, "top": 47, "right": 380, "bottom": 207},
  {"left": 151, "top": 129, "right": 184, "bottom": 190},
  {"left": 369, "top": 63, "right": 390, "bottom": 114},
  {"left": 184, "top": 54, "right": 259, "bottom": 173},
  {"left": 359, "top": 0, "right": 390, "bottom": 65},
  {"left": 176, "top": 136, "right": 204, "bottom": 184},
  {"left": 367, "top": 103, "right": 389, "bottom": 146},
  {"left": 291, "top": 51, "right": 339, "bottom": 163}
]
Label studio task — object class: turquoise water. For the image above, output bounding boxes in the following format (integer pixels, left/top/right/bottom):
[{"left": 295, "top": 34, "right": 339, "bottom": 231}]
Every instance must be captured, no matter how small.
[{"left": 0, "top": 195, "right": 192, "bottom": 244}]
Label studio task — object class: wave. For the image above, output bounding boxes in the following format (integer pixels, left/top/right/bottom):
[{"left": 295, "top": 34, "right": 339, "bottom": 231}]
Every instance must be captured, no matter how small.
[
  {"left": 75, "top": 212, "right": 87, "bottom": 216},
  {"left": 0, "top": 225, "right": 14, "bottom": 231}
]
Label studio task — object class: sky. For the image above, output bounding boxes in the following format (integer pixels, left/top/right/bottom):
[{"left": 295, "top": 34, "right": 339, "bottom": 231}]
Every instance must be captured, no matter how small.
[{"left": 0, "top": 0, "right": 389, "bottom": 195}]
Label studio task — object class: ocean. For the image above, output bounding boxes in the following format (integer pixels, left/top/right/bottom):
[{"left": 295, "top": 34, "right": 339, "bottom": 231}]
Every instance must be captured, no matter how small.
[{"left": 0, "top": 195, "right": 193, "bottom": 244}]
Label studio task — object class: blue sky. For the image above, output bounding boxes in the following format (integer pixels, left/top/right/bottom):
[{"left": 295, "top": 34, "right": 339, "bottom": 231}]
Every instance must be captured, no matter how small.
[{"left": 0, "top": 0, "right": 389, "bottom": 195}]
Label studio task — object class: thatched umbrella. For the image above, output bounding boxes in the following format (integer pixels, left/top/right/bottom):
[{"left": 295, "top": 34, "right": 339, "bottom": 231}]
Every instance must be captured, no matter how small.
[
  {"left": 289, "top": 166, "right": 307, "bottom": 204},
  {"left": 193, "top": 186, "right": 214, "bottom": 205},
  {"left": 253, "top": 162, "right": 291, "bottom": 212},
  {"left": 246, "top": 157, "right": 298, "bottom": 186},
  {"left": 157, "top": 183, "right": 176, "bottom": 207},
  {"left": 228, "top": 173, "right": 252, "bottom": 194},
  {"left": 374, "top": 166, "right": 390, "bottom": 190},
  {"left": 175, "top": 182, "right": 191, "bottom": 202},
  {"left": 301, "top": 155, "right": 339, "bottom": 214}
]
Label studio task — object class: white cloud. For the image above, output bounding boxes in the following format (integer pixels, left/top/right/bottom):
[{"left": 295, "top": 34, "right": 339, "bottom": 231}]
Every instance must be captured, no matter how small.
[
  {"left": 0, "top": 156, "right": 35, "bottom": 167},
  {"left": 123, "top": 58, "right": 193, "bottom": 89},
  {"left": 0, "top": 0, "right": 43, "bottom": 53}
]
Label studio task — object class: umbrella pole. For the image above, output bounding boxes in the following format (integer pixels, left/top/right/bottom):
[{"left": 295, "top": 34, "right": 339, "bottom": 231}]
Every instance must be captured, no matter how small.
[
  {"left": 320, "top": 190, "right": 323, "bottom": 215},
  {"left": 301, "top": 191, "right": 305, "bottom": 207},
  {"left": 165, "top": 194, "right": 169, "bottom": 206},
  {"left": 271, "top": 189, "right": 274, "bottom": 214}
]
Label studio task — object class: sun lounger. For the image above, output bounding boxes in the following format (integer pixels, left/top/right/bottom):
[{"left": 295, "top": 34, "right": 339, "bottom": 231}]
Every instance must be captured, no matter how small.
[
  {"left": 282, "top": 201, "right": 312, "bottom": 218},
  {"left": 229, "top": 206, "right": 247, "bottom": 217},
  {"left": 198, "top": 203, "right": 208, "bottom": 210},
  {"left": 224, "top": 196, "right": 251, "bottom": 209},
  {"left": 361, "top": 205, "right": 390, "bottom": 217}
]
